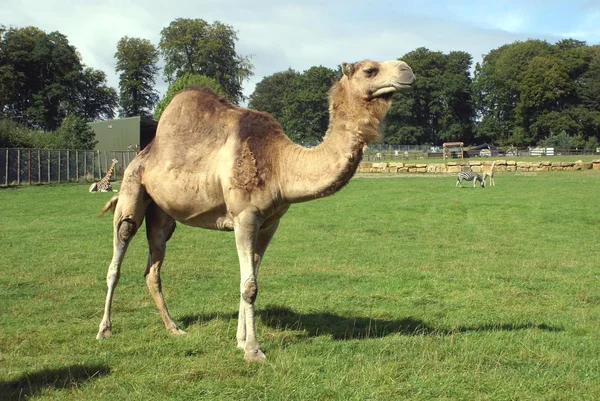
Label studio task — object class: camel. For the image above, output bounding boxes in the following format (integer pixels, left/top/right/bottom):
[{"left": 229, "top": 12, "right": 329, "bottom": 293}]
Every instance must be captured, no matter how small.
[{"left": 96, "top": 59, "right": 415, "bottom": 362}]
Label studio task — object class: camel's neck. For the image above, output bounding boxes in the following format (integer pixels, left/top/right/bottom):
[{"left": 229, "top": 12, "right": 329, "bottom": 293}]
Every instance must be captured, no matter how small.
[{"left": 278, "top": 81, "right": 388, "bottom": 203}]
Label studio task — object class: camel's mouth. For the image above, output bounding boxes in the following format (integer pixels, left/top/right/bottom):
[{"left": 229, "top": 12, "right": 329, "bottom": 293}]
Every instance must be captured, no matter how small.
[
  {"left": 372, "top": 81, "right": 415, "bottom": 98},
  {"left": 372, "top": 72, "right": 416, "bottom": 98}
]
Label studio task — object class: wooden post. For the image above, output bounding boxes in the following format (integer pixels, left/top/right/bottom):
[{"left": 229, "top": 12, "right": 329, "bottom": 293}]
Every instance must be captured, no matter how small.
[
  {"left": 28, "top": 150, "right": 31, "bottom": 184},
  {"left": 17, "top": 149, "right": 20, "bottom": 185},
  {"left": 58, "top": 151, "right": 61, "bottom": 183},
  {"left": 5, "top": 149, "right": 8, "bottom": 186},
  {"left": 97, "top": 150, "right": 101, "bottom": 179},
  {"left": 47, "top": 150, "right": 50, "bottom": 183},
  {"left": 66, "top": 150, "right": 70, "bottom": 182},
  {"left": 38, "top": 150, "right": 41, "bottom": 184},
  {"left": 83, "top": 151, "right": 87, "bottom": 180},
  {"left": 75, "top": 150, "right": 79, "bottom": 181},
  {"left": 104, "top": 151, "right": 108, "bottom": 179}
]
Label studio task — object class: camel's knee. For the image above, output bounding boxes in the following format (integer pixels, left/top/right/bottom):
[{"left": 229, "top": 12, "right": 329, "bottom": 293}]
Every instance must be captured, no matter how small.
[
  {"left": 106, "top": 268, "right": 120, "bottom": 286},
  {"left": 117, "top": 218, "right": 138, "bottom": 243},
  {"left": 242, "top": 279, "right": 258, "bottom": 304}
]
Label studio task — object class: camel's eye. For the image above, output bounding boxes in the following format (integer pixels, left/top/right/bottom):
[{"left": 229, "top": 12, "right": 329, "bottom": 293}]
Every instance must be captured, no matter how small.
[{"left": 364, "top": 67, "right": 378, "bottom": 76}]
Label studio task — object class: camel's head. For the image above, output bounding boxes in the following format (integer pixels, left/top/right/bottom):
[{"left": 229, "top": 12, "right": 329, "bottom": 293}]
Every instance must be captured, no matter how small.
[{"left": 340, "top": 59, "right": 415, "bottom": 101}]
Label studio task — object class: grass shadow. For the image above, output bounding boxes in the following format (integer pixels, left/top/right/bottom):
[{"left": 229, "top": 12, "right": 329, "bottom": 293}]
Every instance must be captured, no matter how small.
[
  {"left": 0, "top": 364, "right": 110, "bottom": 401},
  {"left": 180, "top": 305, "right": 562, "bottom": 341}
]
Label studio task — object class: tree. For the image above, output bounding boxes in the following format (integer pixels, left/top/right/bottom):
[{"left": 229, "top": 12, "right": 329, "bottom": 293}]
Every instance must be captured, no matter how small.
[
  {"left": 0, "top": 26, "right": 82, "bottom": 130},
  {"left": 248, "top": 68, "right": 298, "bottom": 123},
  {"left": 73, "top": 67, "right": 118, "bottom": 121},
  {"left": 516, "top": 56, "right": 571, "bottom": 143},
  {"left": 383, "top": 48, "right": 474, "bottom": 145},
  {"left": 158, "top": 18, "right": 253, "bottom": 104},
  {"left": 153, "top": 73, "right": 224, "bottom": 120},
  {"left": 115, "top": 36, "right": 160, "bottom": 118},
  {"left": 1, "top": 25, "right": 119, "bottom": 132},
  {"left": 473, "top": 39, "right": 600, "bottom": 147},
  {"left": 473, "top": 40, "right": 558, "bottom": 145},
  {"left": 280, "top": 66, "right": 339, "bottom": 143},
  {"left": 249, "top": 66, "right": 338, "bottom": 143}
]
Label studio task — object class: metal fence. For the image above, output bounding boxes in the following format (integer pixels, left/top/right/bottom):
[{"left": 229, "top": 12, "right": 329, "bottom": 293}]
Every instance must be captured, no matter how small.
[
  {"left": 0, "top": 148, "right": 138, "bottom": 186},
  {"left": 363, "top": 145, "right": 439, "bottom": 161}
]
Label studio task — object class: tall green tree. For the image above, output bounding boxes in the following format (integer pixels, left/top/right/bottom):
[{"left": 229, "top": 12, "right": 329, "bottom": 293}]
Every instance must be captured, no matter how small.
[
  {"left": 383, "top": 48, "right": 474, "bottom": 145},
  {"left": 249, "top": 66, "right": 338, "bottom": 143},
  {"left": 73, "top": 67, "right": 118, "bottom": 121},
  {"left": 281, "top": 66, "right": 339, "bottom": 143},
  {"left": 115, "top": 36, "right": 160, "bottom": 118},
  {"left": 158, "top": 18, "right": 253, "bottom": 104},
  {"left": 0, "top": 26, "right": 82, "bottom": 130},
  {"left": 474, "top": 39, "right": 600, "bottom": 146},
  {"left": 248, "top": 68, "right": 298, "bottom": 123}
]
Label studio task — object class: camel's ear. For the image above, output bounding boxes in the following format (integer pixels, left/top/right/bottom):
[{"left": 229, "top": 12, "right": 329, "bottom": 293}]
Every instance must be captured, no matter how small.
[{"left": 341, "top": 62, "right": 355, "bottom": 77}]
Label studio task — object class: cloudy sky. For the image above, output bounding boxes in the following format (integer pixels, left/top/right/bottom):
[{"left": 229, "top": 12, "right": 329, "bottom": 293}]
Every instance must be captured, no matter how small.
[{"left": 3, "top": 0, "right": 600, "bottom": 103}]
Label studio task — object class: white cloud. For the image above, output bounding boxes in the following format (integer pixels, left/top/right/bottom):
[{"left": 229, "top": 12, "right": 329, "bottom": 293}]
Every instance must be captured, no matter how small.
[{"left": 2, "top": 0, "right": 597, "bottom": 104}]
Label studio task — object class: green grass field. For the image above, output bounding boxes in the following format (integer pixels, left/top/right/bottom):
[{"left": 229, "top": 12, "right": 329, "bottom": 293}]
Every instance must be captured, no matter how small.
[{"left": 1, "top": 171, "right": 599, "bottom": 400}]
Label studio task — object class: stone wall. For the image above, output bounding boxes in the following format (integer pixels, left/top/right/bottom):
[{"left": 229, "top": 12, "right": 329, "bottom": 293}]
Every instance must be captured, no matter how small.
[{"left": 358, "top": 159, "right": 600, "bottom": 174}]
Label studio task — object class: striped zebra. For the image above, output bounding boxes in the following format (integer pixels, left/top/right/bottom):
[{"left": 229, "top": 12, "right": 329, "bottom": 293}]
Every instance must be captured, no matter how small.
[{"left": 456, "top": 171, "right": 485, "bottom": 188}]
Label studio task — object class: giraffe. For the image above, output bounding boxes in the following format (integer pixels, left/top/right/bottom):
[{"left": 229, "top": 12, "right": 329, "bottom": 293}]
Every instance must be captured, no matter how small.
[{"left": 89, "top": 158, "right": 119, "bottom": 193}]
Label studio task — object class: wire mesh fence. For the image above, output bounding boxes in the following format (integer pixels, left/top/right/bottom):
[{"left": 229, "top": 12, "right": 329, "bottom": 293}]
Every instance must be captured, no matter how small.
[
  {"left": 0, "top": 148, "right": 138, "bottom": 186},
  {"left": 363, "top": 144, "right": 438, "bottom": 161}
]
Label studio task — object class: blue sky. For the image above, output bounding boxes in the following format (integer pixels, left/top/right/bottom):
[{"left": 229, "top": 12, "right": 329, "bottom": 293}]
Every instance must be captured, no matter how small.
[{"left": 2, "top": 0, "right": 600, "bottom": 101}]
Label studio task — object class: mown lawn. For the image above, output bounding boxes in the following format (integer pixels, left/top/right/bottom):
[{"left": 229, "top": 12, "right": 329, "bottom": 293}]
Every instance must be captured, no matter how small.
[{"left": 1, "top": 171, "right": 599, "bottom": 400}]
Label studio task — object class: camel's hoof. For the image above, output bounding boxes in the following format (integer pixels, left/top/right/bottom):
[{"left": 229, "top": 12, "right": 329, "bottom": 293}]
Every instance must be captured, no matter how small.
[
  {"left": 96, "top": 329, "right": 111, "bottom": 340},
  {"left": 169, "top": 327, "right": 187, "bottom": 336},
  {"left": 244, "top": 349, "right": 266, "bottom": 363}
]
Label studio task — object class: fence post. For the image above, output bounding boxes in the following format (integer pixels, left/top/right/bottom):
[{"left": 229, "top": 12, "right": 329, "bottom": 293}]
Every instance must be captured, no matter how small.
[
  {"left": 28, "top": 150, "right": 31, "bottom": 184},
  {"left": 58, "top": 151, "right": 61, "bottom": 183},
  {"left": 47, "top": 150, "right": 50, "bottom": 183},
  {"left": 17, "top": 149, "right": 20, "bottom": 185},
  {"left": 75, "top": 150, "right": 79, "bottom": 181},
  {"left": 67, "top": 150, "right": 70, "bottom": 182},
  {"left": 97, "top": 150, "right": 101, "bottom": 179},
  {"left": 83, "top": 151, "right": 87, "bottom": 180},
  {"left": 104, "top": 151, "right": 108, "bottom": 179},
  {"left": 38, "top": 150, "right": 41, "bottom": 184},
  {"left": 4, "top": 149, "right": 8, "bottom": 186}
]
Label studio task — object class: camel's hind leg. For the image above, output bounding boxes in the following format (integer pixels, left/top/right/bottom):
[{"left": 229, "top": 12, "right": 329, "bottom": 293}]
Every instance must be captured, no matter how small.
[
  {"left": 144, "top": 202, "right": 185, "bottom": 335},
  {"left": 97, "top": 183, "right": 149, "bottom": 340}
]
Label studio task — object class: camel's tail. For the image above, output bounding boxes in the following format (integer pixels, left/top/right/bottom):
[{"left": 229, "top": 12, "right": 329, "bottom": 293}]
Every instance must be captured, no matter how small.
[{"left": 98, "top": 194, "right": 119, "bottom": 217}]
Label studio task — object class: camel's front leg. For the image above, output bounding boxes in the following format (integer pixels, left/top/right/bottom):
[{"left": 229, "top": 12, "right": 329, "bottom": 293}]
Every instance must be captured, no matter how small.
[
  {"left": 236, "top": 220, "right": 280, "bottom": 351},
  {"left": 234, "top": 212, "right": 265, "bottom": 362}
]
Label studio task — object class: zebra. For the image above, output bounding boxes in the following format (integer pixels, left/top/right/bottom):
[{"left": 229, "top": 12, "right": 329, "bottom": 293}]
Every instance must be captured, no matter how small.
[{"left": 456, "top": 171, "right": 485, "bottom": 188}]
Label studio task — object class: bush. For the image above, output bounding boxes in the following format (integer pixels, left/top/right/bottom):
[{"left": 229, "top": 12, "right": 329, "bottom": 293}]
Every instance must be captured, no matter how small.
[
  {"left": 0, "top": 119, "right": 33, "bottom": 147},
  {"left": 54, "top": 115, "right": 97, "bottom": 150},
  {"left": 0, "top": 115, "right": 97, "bottom": 149}
]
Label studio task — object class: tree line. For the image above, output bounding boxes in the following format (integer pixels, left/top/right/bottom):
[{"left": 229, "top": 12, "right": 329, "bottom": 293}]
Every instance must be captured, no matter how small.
[
  {"left": 2, "top": 18, "right": 600, "bottom": 150},
  {"left": 0, "top": 19, "right": 253, "bottom": 149},
  {"left": 251, "top": 40, "right": 600, "bottom": 150}
]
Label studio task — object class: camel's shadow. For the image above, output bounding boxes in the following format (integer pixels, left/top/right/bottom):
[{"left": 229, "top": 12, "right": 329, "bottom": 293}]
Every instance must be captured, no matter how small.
[
  {"left": 0, "top": 364, "right": 110, "bottom": 401},
  {"left": 180, "top": 305, "right": 561, "bottom": 341}
]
